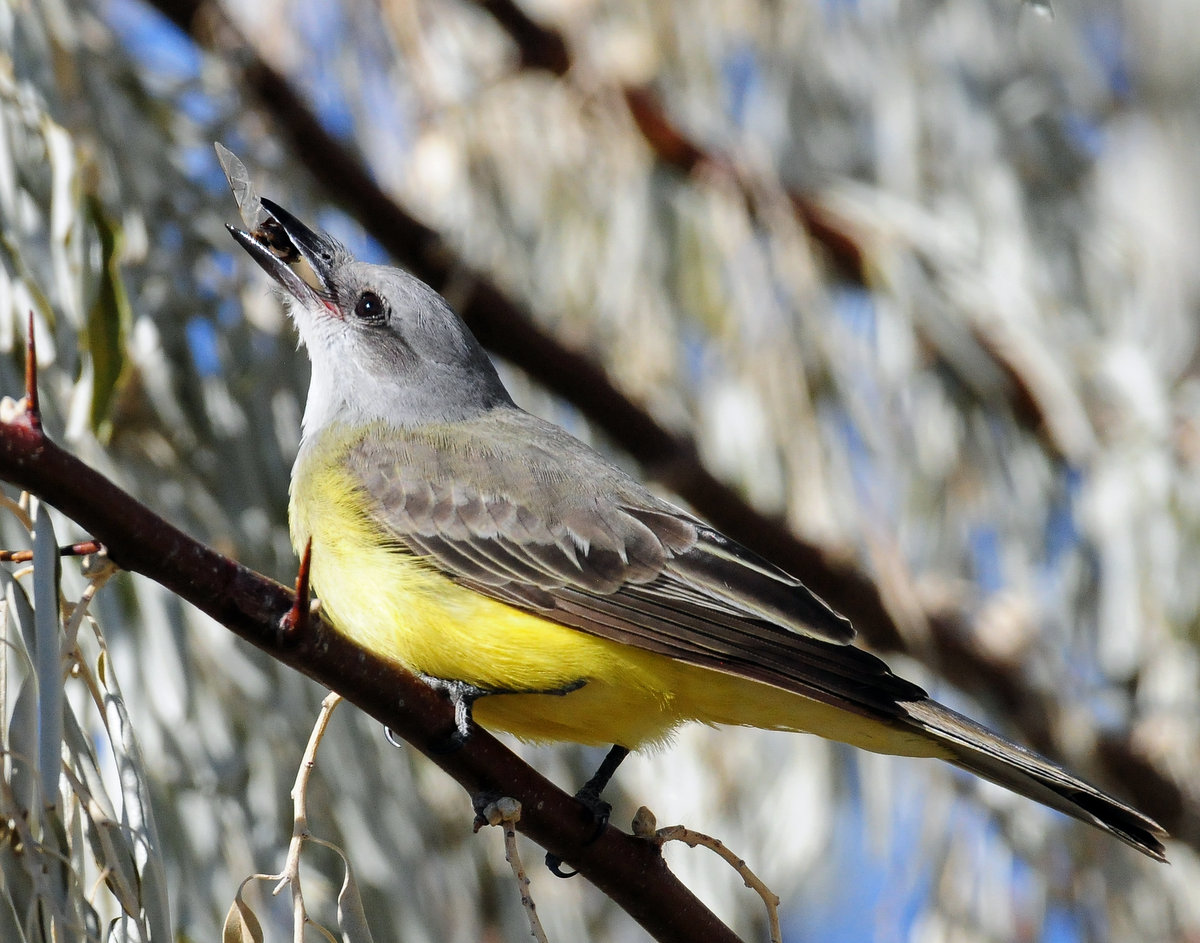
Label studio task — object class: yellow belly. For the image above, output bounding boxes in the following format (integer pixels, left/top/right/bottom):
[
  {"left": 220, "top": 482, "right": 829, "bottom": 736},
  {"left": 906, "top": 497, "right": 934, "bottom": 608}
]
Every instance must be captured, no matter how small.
[{"left": 290, "top": 424, "right": 946, "bottom": 756}]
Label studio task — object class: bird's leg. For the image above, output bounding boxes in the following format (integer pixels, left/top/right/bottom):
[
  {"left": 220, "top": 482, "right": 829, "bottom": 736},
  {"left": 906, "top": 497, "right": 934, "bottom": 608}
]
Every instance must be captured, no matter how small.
[
  {"left": 419, "top": 675, "right": 589, "bottom": 752},
  {"left": 546, "top": 744, "right": 631, "bottom": 878},
  {"left": 418, "top": 675, "right": 491, "bottom": 751},
  {"left": 576, "top": 744, "right": 630, "bottom": 814}
]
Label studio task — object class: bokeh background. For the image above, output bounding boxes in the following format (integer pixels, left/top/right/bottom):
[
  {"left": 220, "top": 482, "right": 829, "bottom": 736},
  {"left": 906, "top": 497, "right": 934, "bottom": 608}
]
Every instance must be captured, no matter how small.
[{"left": 3, "top": 0, "right": 1200, "bottom": 940}]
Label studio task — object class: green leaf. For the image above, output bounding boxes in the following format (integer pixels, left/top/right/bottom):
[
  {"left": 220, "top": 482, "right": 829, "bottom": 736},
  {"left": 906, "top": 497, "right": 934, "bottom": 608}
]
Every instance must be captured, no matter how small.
[{"left": 84, "top": 196, "right": 132, "bottom": 438}]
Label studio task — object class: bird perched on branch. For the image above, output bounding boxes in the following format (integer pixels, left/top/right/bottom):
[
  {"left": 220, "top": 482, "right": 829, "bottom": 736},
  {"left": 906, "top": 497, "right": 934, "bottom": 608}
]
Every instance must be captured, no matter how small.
[{"left": 220, "top": 144, "right": 1166, "bottom": 863}]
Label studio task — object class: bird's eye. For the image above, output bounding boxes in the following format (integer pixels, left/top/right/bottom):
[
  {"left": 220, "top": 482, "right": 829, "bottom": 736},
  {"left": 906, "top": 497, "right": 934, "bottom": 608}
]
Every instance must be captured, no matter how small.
[{"left": 354, "top": 291, "right": 388, "bottom": 324}]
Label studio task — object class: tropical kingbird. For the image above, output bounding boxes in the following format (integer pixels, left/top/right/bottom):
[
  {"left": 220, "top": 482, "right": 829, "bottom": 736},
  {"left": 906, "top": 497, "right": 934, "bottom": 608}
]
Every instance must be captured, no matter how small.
[{"left": 222, "top": 151, "right": 1165, "bottom": 862}]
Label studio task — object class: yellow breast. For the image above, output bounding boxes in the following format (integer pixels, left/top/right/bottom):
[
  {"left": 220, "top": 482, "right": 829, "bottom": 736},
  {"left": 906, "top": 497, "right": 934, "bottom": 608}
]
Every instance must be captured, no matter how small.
[{"left": 288, "top": 423, "right": 689, "bottom": 746}]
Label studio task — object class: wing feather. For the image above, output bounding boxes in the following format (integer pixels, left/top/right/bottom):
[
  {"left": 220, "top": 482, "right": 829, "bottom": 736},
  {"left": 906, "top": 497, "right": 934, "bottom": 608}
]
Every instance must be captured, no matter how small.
[{"left": 347, "top": 412, "right": 878, "bottom": 715}]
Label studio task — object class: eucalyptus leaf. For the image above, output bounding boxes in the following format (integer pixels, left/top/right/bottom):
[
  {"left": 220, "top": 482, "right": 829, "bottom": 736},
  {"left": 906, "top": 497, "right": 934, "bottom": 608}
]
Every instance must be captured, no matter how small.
[
  {"left": 85, "top": 197, "right": 132, "bottom": 437},
  {"left": 32, "top": 503, "right": 63, "bottom": 813},
  {"left": 222, "top": 894, "right": 264, "bottom": 943}
]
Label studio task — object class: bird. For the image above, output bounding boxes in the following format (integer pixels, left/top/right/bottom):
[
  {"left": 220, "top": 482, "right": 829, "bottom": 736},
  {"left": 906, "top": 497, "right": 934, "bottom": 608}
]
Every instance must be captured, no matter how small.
[{"left": 222, "top": 152, "right": 1166, "bottom": 863}]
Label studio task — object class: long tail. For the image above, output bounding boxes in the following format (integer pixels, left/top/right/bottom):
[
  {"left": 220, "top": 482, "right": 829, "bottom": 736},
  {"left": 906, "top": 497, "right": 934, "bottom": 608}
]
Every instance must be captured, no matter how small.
[{"left": 902, "top": 699, "right": 1167, "bottom": 861}]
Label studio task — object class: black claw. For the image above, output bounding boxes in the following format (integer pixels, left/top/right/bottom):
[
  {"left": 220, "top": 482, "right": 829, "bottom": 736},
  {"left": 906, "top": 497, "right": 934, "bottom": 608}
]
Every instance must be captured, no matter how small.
[
  {"left": 545, "top": 853, "right": 578, "bottom": 878},
  {"left": 545, "top": 745, "right": 631, "bottom": 879},
  {"left": 572, "top": 790, "right": 615, "bottom": 839}
]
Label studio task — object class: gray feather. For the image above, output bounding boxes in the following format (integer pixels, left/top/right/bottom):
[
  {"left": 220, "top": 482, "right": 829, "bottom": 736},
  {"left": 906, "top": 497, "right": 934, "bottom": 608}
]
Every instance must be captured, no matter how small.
[{"left": 348, "top": 408, "right": 855, "bottom": 645}]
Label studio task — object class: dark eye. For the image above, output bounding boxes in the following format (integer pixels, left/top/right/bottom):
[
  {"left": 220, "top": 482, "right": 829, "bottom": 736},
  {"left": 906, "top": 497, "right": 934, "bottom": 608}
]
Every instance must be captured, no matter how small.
[{"left": 353, "top": 291, "right": 388, "bottom": 324}]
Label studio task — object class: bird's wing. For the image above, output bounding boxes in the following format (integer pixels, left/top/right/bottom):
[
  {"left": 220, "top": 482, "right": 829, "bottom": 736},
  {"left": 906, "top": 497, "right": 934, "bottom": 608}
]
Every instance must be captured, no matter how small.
[{"left": 344, "top": 410, "right": 925, "bottom": 719}]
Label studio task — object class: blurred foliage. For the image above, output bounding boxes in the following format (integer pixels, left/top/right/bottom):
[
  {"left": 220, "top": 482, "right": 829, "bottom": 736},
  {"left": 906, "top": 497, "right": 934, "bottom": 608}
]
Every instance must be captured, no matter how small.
[
  {"left": 0, "top": 498, "right": 167, "bottom": 942},
  {"left": 3, "top": 0, "right": 1200, "bottom": 941}
]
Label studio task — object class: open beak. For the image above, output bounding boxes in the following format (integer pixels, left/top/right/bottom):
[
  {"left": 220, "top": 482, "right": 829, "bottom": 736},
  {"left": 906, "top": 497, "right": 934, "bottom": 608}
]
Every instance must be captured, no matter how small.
[{"left": 227, "top": 198, "right": 337, "bottom": 307}]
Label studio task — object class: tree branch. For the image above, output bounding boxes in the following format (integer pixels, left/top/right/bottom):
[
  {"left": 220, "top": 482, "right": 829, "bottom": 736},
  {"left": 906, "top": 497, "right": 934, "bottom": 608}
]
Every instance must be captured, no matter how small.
[{"left": 0, "top": 415, "right": 744, "bottom": 943}]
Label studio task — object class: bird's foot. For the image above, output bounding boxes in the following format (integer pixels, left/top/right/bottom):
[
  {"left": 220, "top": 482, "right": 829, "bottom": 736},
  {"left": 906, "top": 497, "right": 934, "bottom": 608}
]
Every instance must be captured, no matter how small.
[
  {"left": 418, "top": 675, "right": 491, "bottom": 752},
  {"left": 546, "top": 744, "right": 631, "bottom": 878}
]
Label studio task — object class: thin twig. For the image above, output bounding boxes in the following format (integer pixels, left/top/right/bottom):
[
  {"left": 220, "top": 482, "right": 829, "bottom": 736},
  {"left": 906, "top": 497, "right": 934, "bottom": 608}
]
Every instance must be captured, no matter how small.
[
  {"left": 479, "top": 797, "right": 549, "bottom": 943},
  {"left": 271, "top": 692, "right": 344, "bottom": 943},
  {"left": 61, "top": 548, "right": 118, "bottom": 656},
  {"left": 634, "top": 807, "right": 781, "bottom": 943},
  {"left": 0, "top": 541, "right": 106, "bottom": 564}
]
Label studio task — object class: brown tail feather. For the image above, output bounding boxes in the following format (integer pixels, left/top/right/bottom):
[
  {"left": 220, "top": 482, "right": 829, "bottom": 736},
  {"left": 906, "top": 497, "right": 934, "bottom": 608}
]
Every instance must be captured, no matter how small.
[{"left": 902, "top": 699, "right": 1167, "bottom": 861}]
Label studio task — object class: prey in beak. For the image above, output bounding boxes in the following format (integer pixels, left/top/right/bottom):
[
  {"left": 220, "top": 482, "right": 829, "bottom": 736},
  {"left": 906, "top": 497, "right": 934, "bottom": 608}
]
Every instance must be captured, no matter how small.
[
  {"left": 226, "top": 198, "right": 338, "bottom": 309},
  {"left": 217, "top": 143, "right": 340, "bottom": 311}
]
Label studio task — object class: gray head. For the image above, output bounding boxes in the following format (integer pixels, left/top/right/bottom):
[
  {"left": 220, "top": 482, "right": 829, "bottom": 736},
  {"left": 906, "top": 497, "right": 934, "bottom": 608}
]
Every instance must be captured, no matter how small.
[{"left": 228, "top": 199, "right": 513, "bottom": 439}]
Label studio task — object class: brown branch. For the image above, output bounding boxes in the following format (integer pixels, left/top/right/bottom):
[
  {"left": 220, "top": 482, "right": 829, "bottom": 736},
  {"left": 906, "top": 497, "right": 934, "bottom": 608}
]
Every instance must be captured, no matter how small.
[
  {"left": 0, "top": 540, "right": 103, "bottom": 564},
  {"left": 619, "top": 85, "right": 869, "bottom": 284},
  {"left": 139, "top": 0, "right": 1190, "bottom": 848},
  {"left": 0, "top": 415, "right": 745, "bottom": 943},
  {"left": 476, "top": 0, "right": 570, "bottom": 75}
]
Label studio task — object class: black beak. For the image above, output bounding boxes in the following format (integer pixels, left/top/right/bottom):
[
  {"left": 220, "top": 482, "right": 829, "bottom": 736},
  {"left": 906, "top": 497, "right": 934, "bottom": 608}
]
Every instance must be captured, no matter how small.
[{"left": 227, "top": 198, "right": 337, "bottom": 304}]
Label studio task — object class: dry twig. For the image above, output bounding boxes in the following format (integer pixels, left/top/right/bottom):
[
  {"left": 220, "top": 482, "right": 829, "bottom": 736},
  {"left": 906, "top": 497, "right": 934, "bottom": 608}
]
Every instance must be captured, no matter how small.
[
  {"left": 477, "top": 797, "right": 549, "bottom": 943},
  {"left": 633, "top": 807, "right": 782, "bottom": 943}
]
